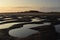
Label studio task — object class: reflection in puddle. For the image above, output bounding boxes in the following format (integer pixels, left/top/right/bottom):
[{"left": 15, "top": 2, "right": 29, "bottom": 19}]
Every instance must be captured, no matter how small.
[
  {"left": 0, "top": 22, "right": 27, "bottom": 29},
  {"left": 9, "top": 28, "right": 39, "bottom": 38},
  {"left": 23, "top": 23, "right": 51, "bottom": 29},
  {"left": 31, "top": 18, "right": 45, "bottom": 22},
  {"left": 9, "top": 23, "right": 51, "bottom": 38},
  {"left": 18, "top": 17, "right": 22, "bottom": 19},
  {"left": 55, "top": 24, "right": 60, "bottom": 33},
  {"left": 0, "top": 21, "right": 6, "bottom": 23},
  {"left": 57, "top": 18, "right": 60, "bottom": 20},
  {"left": 31, "top": 18, "right": 40, "bottom": 22}
]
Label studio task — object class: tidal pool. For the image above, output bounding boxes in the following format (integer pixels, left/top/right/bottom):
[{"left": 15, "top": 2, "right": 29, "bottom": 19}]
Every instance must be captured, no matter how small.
[
  {"left": 55, "top": 24, "right": 60, "bottom": 33},
  {"left": 23, "top": 22, "right": 51, "bottom": 29},
  {"left": 31, "top": 18, "right": 45, "bottom": 22},
  {"left": 0, "top": 22, "right": 27, "bottom": 29},
  {"left": 9, "top": 23, "right": 51, "bottom": 38},
  {"left": 9, "top": 28, "right": 39, "bottom": 38}
]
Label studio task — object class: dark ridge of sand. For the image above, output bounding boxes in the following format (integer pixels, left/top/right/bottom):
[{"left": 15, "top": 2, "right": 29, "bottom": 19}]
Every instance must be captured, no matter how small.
[
  {"left": 0, "top": 14, "right": 60, "bottom": 40},
  {"left": 0, "top": 22, "right": 58, "bottom": 40}
]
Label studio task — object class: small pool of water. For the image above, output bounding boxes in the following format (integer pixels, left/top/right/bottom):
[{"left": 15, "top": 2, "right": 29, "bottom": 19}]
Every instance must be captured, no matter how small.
[
  {"left": 0, "top": 22, "right": 27, "bottom": 29},
  {"left": 55, "top": 24, "right": 60, "bottom": 33},
  {"left": 9, "top": 22, "right": 51, "bottom": 38},
  {"left": 9, "top": 28, "right": 39, "bottom": 38},
  {"left": 31, "top": 18, "right": 45, "bottom": 22},
  {"left": 23, "top": 22, "right": 51, "bottom": 28}
]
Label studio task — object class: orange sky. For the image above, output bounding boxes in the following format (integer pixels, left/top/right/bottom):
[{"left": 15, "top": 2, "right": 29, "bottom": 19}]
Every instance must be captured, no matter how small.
[
  {"left": 0, "top": 0, "right": 60, "bottom": 12},
  {"left": 0, "top": 7, "right": 41, "bottom": 12}
]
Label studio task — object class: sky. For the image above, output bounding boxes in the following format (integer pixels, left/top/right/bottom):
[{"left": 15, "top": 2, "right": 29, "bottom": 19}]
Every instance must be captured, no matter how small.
[{"left": 0, "top": 0, "right": 60, "bottom": 12}]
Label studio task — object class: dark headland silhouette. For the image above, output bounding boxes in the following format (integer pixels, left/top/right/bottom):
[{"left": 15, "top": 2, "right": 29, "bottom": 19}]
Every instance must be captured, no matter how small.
[{"left": 0, "top": 10, "right": 60, "bottom": 16}]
